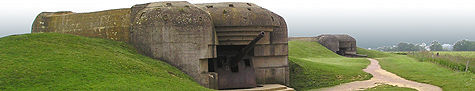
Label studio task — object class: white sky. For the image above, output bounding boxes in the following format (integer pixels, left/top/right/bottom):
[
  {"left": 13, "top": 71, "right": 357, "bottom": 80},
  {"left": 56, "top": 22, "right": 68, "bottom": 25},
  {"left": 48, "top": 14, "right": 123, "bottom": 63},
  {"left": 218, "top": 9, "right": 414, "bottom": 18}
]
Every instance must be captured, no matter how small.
[{"left": 1, "top": 0, "right": 475, "bottom": 48}]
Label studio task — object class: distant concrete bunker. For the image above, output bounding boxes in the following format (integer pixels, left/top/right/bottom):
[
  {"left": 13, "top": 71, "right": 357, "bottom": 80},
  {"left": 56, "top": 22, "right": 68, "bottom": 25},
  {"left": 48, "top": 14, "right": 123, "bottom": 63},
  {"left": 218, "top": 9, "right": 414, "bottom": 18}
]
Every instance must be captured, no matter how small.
[
  {"left": 316, "top": 34, "right": 356, "bottom": 56},
  {"left": 290, "top": 34, "right": 366, "bottom": 57},
  {"left": 32, "top": 1, "right": 288, "bottom": 90}
]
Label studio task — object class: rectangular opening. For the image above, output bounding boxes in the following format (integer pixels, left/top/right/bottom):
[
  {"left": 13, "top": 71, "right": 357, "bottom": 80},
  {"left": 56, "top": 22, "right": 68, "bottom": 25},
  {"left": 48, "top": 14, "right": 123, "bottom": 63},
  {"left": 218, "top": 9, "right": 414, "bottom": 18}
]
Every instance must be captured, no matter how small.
[
  {"left": 208, "top": 59, "right": 215, "bottom": 72},
  {"left": 206, "top": 5, "right": 214, "bottom": 8},
  {"left": 338, "top": 48, "right": 346, "bottom": 56},
  {"left": 244, "top": 59, "right": 251, "bottom": 67}
]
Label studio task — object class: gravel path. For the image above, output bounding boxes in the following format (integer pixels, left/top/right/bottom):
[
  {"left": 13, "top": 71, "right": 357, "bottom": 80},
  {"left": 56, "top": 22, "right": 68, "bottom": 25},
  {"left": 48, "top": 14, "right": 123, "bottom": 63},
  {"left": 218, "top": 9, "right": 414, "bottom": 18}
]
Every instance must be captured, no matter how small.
[{"left": 314, "top": 58, "right": 442, "bottom": 91}]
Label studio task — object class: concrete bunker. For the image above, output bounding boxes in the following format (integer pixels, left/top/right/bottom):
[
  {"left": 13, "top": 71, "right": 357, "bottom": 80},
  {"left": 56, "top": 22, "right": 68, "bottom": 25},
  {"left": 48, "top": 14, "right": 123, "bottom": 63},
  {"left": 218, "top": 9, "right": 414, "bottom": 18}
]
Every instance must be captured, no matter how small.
[
  {"left": 32, "top": 1, "right": 288, "bottom": 90},
  {"left": 195, "top": 2, "right": 289, "bottom": 89},
  {"left": 289, "top": 34, "right": 366, "bottom": 57},
  {"left": 316, "top": 34, "right": 357, "bottom": 56}
]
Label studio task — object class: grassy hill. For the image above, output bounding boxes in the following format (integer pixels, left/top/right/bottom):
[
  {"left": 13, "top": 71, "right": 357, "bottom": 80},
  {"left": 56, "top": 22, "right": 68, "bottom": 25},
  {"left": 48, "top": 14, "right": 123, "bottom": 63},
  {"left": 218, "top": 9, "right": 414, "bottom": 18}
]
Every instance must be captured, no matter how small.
[
  {"left": 0, "top": 33, "right": 212, "bottom": 90},
  {"left": 288, "top": 41, "right": 371, "bottom": 90}
]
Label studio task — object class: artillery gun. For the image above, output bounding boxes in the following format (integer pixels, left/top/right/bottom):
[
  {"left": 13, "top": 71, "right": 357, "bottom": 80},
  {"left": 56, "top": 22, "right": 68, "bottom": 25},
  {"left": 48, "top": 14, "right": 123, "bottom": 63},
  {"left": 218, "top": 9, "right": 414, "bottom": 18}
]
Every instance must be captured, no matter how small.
[
  {"left": 208, "top": 31, "right": 265, "bottom": 89},
  {"left": 230, "top": 31, "right": 265, "bottom": 71}
]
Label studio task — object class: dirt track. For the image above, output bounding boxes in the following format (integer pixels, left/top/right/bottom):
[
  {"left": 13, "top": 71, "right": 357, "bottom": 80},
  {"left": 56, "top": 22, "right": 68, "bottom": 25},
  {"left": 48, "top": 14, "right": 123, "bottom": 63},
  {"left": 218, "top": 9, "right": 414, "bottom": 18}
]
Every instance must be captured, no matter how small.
[{"left": 314, "top": 58, "right": 442, "bottom": 91}]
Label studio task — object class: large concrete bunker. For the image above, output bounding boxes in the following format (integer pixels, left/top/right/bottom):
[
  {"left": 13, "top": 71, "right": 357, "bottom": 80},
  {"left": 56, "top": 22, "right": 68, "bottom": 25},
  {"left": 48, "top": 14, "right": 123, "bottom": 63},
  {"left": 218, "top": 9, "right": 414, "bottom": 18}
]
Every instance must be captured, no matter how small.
[
  {"left": 32, "top": 1, "right": 288, "bottom": 89},
  {"left": 289, "top": 34, "right": 366, "bottom": 57},
  {"left": 316, "top": 34, "right": 357, "bottom": 56}
]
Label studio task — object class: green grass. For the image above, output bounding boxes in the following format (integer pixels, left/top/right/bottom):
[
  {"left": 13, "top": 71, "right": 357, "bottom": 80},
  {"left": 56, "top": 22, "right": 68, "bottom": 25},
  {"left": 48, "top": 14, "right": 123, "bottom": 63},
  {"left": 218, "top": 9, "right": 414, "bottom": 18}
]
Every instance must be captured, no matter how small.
[
  {"left": 0, "top": 33, "right": 213, "bottom": 90},
  {"left": 362, "top": 84, "right": 417, "bottom": 91},
  {"left": 376, "top": 55, "right": 475, "bottom": 91},
  {"left": 288, "top": 41, "right": 371, "bottom": 90},
  {"left": 283, "top": 40, "right": 475, "bottom": 91},
  {"left": 408, "top": 51, "right": 475, "bottom": 73},
  {"left": 356, "top": 47, "right": 392, "bottom": 58},
  {"left": 288, "top": 41, "right": 341, "bottom": 58},
  {"left": 356, "top": 48, "right": 419, "bottom": 91},
  {"left": 431, "top": 51, "right": 475, "bottom": 59},
  {"left": 357, "top": 48, "right": 475, "bottom": 90}
]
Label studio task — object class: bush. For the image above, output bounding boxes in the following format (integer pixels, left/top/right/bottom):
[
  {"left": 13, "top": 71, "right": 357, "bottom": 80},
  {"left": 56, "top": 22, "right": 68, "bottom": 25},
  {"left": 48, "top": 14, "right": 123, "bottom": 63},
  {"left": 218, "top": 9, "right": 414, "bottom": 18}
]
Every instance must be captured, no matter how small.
[{"left": 391, "top": 52, "right": 407, "bottom": 55}]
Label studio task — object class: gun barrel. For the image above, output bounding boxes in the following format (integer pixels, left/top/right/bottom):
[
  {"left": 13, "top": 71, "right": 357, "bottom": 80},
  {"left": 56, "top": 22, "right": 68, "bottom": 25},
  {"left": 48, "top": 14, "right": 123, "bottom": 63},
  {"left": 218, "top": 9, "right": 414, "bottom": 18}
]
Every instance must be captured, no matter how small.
[{"left": 230, "top": 31, "right": 266, "bottom": 67}]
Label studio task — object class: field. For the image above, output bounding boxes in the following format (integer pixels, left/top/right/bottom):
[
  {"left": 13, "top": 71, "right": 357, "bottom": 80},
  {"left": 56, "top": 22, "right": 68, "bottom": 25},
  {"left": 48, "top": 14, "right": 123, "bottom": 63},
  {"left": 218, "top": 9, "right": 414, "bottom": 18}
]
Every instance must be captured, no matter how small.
[
  {"left": 430, "top": 51, "right": 475, "bottom": 58},
  {"left": 288, "top": 41, "right": 372, "bottom": 90},
  {"left": 355, "top": 48, "right": 475, "bottom": 91},
  {"left": 407, "top": 51, "right": 475, "bottom": 73},
  {"left": 0, "top": 33, "right": 212, "bottom": 90},
  {"left": 376, "top": 55, "right": 475, "bottom": 91}
]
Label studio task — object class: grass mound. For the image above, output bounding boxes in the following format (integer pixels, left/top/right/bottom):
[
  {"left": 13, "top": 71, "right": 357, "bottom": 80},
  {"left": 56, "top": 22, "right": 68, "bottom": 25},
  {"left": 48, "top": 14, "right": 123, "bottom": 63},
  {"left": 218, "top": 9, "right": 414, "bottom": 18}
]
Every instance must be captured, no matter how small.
[
  {"left": 0, "top": 33, "right": 212, "bottom": 90},
  {"left": 288, "top": 41, "right": 341, "bottom": 58},
  {"left": 356, "top": 47, "right": 392, "bottom": 58},
  {"left": 288, "top": 41, "right": 371, "bottom": 90}
]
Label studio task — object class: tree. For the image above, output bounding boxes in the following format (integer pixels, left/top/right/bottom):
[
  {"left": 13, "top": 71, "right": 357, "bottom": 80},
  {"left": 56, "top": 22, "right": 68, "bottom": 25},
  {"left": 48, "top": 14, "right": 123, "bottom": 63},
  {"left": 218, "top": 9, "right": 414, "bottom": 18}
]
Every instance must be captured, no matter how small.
[
  {"left": 397, "top": 42, "right": 419, "bottom": 51},
  {"left": 376, "top": 46, "right": 398, "bottom": 51},
  {"left": 430, "top": 41, "right": 443, "bottom": 51},
  {"left": 397, "top": 42, "right": 410, "bottom": 51},
  {"left": 453, "top": 39, "right": 475, "bottom": 51},
  {"left": 396, "top": 42, "right": 426, "bottom": 51},
  {"left": 413, "top": 44, "right": 426, "bottom": 51}
]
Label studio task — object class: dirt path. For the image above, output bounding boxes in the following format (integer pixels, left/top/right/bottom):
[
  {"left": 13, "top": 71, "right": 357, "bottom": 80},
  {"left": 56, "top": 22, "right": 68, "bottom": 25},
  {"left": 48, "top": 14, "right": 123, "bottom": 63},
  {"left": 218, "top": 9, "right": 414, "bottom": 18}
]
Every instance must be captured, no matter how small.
[{"left": 314, "top": 58, "right": 442, "bottom": 91}]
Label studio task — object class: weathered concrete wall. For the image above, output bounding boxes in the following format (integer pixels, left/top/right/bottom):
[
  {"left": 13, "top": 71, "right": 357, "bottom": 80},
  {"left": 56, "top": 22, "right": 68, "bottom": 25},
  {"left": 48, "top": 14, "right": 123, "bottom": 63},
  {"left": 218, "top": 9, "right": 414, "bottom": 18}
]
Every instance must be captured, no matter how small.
[
  {"left": 196, "top": 3, "right": 279, "bottom": 45},
  {"left": 197, "top": 2, "right": 289, "bottom": 86},
  {"left": 32, "top": 9, "right": 131, "bottom": 42},
  {"left": 129, "top": 1, "right": 215, "bottom": 88},
  {"left": 255, "top": 10, "right": 289, "bottom": 85},
  {"left": 31, "top": 1, "right": 289, "bottom": 89},
  {"left": 196, "top": 3, "right": 280, "bottom": 27},
  {"left": 316, "top": 35, "right": 340, "bottom": 53}
]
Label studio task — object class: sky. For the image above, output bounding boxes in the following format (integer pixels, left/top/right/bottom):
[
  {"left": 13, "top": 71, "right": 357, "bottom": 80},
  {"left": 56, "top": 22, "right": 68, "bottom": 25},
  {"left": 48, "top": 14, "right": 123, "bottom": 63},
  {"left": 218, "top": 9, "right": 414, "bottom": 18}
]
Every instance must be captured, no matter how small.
[{"left": 1, "top": 0, "right": 475, "bottom": 48}]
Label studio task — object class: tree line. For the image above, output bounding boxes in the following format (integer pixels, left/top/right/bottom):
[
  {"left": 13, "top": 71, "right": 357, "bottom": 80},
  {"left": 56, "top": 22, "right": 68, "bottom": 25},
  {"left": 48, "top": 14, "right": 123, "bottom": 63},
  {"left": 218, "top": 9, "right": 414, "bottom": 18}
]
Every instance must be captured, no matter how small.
[
  {"left": 376, "top": 39, "right": 475, "bottom": 51},
  {"left": 453, "top": 39, "right": 475, "bottom": 51}
]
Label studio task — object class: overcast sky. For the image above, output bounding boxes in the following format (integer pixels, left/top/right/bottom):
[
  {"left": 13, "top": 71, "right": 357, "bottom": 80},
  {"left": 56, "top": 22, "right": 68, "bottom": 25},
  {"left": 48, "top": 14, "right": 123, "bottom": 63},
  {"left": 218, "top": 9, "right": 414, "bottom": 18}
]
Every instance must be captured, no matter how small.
[{"left": 1, "top": 0, "right": 475, "bottom": 48}]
